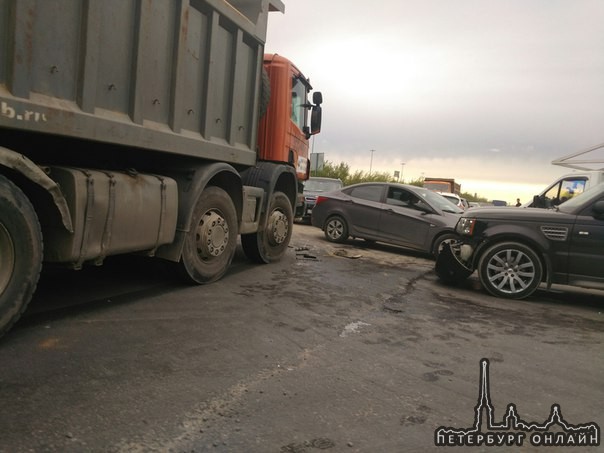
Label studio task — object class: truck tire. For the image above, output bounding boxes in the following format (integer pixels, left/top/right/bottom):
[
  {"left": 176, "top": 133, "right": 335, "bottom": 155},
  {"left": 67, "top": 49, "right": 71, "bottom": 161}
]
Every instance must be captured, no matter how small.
[
  {"left": 242, "top": 191, "right": 292, "bottom": 263},
  {"left": 477, "top": 241, "right": 543, "bottom": 300},
  {"left": 179, "top": 186, "right": 238, "bottom": 283},
  {"left": 0, "top": 174, "right": 43, "bottom": 338}
]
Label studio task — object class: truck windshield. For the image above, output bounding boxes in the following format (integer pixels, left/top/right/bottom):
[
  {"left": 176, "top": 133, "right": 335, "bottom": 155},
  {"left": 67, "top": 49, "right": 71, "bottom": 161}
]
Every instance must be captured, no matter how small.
[{"left": 291, "top": 77, "right": 307, "bottom": 131}]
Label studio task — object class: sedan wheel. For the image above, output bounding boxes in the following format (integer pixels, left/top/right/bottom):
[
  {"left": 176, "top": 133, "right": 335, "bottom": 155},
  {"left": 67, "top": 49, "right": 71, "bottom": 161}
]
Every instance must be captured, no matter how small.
[
  {"left": 478, "top": 241, "right": 543, "bottom": 299},
  {"left": 324, "top": 216, "right": 349, "bottom": 243},
  {"left": 431, "top": 233, "right": 459, "bottom": 258}
]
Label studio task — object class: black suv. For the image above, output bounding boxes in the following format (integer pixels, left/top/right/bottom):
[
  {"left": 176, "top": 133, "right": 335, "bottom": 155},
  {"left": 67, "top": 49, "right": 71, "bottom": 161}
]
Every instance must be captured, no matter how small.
[{"left": 436, "top": 183, "right": 604, "bottom": 299}]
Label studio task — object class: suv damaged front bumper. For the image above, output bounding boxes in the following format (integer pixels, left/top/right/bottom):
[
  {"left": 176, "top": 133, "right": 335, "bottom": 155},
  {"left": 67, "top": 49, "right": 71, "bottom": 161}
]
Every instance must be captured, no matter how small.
[{"left": 435, "top": 242, "right": 474, "bottom": 284}]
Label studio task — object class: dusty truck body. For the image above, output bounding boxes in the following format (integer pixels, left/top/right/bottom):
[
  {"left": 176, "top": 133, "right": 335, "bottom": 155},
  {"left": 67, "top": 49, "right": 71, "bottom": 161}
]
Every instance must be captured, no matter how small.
[
  {"left": 0, "top": 0, "right": 322, "bottom": 336},
  {"left": 423, "top": 177, "right": 461, "bottom": 195}
]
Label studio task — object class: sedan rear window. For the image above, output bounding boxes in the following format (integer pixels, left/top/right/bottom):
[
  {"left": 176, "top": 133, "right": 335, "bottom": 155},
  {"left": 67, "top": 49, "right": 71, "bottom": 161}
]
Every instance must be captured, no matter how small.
[{"left": 346, "top": 185, "right": 383, "bottom": 202}]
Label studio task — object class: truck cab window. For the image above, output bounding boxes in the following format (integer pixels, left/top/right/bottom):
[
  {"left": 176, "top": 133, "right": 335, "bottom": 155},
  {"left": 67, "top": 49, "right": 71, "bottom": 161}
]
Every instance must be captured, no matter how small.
[{"left": 291, "top": 78, "right": 306, "bottom": 131}]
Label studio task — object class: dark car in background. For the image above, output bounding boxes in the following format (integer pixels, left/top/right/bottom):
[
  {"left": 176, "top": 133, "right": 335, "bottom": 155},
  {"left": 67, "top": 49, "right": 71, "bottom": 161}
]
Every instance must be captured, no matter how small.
[
  {"left": 310, "top": 182, "right": 463, "bottom": 256},
  {"left": 299, "top": 177, "right": 343, "bottom": 222},
  {"left": 435, "top": 183, "right": 604, "bottom": 299}
]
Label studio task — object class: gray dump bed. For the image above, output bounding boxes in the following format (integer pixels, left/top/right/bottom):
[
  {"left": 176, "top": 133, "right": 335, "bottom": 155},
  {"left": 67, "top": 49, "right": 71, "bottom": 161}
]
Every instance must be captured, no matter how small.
[{"left": 0, "top": 0, "right": 283, "bottom": 165}]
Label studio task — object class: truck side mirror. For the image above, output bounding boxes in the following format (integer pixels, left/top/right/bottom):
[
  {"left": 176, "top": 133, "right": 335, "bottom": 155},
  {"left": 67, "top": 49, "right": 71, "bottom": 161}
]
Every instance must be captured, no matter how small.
[
  {"left": 310, "top": 105, "right": 322, "bottom": 136},
  {"left": 313, "top": 91, "right": 323, "bottom": 105}
]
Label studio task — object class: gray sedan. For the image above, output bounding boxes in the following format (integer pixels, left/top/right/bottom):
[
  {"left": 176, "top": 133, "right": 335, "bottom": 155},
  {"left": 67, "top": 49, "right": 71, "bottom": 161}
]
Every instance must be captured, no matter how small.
[{"left": 311, "top": 182, "right": 462, "bottom": 256}]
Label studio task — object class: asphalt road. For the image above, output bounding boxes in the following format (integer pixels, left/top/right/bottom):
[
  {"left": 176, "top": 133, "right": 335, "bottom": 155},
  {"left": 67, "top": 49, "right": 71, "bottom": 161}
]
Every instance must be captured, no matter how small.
[{"left": 1, "top": 224, "right": 602, "bottom": 452}]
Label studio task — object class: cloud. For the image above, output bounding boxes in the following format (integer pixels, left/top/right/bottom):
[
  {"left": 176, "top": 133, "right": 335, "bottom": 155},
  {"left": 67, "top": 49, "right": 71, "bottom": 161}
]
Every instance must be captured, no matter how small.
[{"left": 266, "top": 0, "right": 604, "bottom": 200}]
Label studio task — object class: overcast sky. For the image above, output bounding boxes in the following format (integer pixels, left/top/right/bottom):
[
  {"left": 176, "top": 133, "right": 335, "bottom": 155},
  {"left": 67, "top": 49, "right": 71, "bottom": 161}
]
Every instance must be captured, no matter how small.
[{"left": 264, "top": 0, "right": 604, "bottom": 202}]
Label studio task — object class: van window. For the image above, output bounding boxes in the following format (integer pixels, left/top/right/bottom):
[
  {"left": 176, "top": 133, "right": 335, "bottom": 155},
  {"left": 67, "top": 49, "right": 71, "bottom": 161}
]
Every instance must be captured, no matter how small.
[{"left": 543, "top": 177, "right": 587, "bottom": 206}]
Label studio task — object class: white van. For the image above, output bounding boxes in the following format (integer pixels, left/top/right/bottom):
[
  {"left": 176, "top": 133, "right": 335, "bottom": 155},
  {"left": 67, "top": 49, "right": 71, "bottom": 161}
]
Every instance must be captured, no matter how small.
[{"left": 528, "top": 142, "right": 604, "bottom": 208}]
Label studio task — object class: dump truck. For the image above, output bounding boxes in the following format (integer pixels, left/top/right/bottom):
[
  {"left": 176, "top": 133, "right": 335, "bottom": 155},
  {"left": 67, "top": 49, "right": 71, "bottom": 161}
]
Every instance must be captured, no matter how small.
[
  {"left": 0, "top": 0, "right": 322, "bottom": 336},
  {"left": 423, "top": 178, "right": 461, "bottom": 195}
]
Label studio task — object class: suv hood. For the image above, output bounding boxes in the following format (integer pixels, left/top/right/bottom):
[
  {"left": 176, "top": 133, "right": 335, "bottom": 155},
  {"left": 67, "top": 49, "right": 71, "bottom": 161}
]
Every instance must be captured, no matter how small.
[{"left": 465, "top": 207, "right": 576, "bottom": 224}]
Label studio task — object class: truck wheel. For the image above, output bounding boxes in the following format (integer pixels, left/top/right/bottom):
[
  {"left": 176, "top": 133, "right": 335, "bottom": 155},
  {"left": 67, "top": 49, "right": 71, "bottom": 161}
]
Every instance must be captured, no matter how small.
[
  {"left": 0, "top": 175, "right": 43, "bottom": 337},
  {"left": 324, "top": 215, "right": 348, "bottom": 243},
  {"left": 242, "top": 191, "right": 292, "bottom": 263},
  {"left": 478, "top": 241, "right": 543, "bottom": 300},
  {"left": 180, "top": 186, "right": 238, "bottom": 283}
]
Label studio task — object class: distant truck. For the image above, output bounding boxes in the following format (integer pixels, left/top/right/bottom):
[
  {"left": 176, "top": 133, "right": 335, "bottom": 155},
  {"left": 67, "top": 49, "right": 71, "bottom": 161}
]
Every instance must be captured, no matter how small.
[
  {"left": 423, "top": 178, "right": 461, "bottom": 195},
  {"left": 0, "top": 0, "right": 322, "bottom": 336},
  {"left": 528, "top": 143, "right": 604, "bottom": 208}
]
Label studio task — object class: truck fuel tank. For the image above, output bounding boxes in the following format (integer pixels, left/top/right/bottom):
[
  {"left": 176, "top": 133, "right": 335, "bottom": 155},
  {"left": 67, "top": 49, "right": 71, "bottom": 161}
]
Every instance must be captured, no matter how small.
[{"left": 43, "top": 167, "right": 178, "bottom": 268}]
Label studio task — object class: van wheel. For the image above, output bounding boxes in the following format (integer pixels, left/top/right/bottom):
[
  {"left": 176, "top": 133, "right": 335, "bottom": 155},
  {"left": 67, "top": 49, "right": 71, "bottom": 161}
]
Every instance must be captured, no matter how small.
[
  {"left": 324, "top": 215, "right": 348, "bottom": 243},
  {"left": 179, "top": 187, "right": 238, "bottom": 283},
  {"left": 0, "top": 175, "right": 43, "bottom": 338},
  {"left": 478, "top": 241, "right": 542, "bottom": 299},
  {"left": 242, "top": 191, "right": 293, "bottom": 263}
]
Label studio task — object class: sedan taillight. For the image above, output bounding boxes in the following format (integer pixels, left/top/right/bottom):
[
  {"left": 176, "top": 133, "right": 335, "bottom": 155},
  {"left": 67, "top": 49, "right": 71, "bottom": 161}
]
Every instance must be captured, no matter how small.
[{"left": 315, "top": 196, "right": 328, "bottom": 206}]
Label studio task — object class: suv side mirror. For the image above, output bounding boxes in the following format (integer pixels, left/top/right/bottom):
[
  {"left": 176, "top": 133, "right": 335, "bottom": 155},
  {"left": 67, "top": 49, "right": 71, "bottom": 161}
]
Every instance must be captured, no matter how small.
[{"left": 593, "top": 200, "right": 604, "bottom": 218}]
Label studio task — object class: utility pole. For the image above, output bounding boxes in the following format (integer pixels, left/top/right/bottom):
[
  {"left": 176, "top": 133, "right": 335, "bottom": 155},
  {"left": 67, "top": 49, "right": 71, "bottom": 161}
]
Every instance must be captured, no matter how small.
[
  {"left": 400, "top": 162, "right": 405, "bottom": 182},
  {"left": 369, "top": 149, "right": 375, "bottom": 175}
]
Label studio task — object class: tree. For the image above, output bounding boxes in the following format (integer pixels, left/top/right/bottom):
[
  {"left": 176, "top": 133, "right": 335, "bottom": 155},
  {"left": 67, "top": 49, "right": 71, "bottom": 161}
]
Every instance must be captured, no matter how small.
[
  {"left": 313, "top": 161, "right": 487, "bottom": 200},
  {"left": 314, "top": 160, "right": 395, "bottom": 186}
]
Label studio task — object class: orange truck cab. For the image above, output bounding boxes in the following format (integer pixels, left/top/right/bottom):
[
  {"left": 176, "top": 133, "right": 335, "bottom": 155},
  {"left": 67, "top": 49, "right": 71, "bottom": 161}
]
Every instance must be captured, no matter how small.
[{"left": 258, "top": 54, "right": 322, "bottom": 182}]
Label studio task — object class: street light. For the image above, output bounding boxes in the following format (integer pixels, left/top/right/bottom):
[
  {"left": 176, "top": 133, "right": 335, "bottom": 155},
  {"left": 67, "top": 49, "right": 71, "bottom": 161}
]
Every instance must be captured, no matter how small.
[
  {"left": 400, "top": 162, "right": 405, "bottom": 182},
  {"left": 369, "top": 149, "right": 375, "bottom": 175}
]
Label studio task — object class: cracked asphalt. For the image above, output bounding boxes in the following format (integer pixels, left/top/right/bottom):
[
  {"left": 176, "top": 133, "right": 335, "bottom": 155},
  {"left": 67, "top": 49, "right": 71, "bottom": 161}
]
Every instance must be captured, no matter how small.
[{"left": 0, "top": 224, "right": 602, "bottom": 452}]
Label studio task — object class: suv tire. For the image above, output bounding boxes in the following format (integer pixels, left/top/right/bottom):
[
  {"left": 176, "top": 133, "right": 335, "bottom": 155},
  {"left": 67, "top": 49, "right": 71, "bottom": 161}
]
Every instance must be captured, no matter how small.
[{"left": 478, "top": 241, "right": 543, "bottom": 300}]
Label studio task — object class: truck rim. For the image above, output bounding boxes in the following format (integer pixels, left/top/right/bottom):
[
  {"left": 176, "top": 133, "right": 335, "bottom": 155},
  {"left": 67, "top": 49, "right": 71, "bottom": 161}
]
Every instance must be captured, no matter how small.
[
  {"left": 485, "top": 249, "right": 536, "bottom": 294},
  {"left": 0, "top": 223, "right": 15, "bottom": 295},
  {"left": 267, "top": 209, "right": 289, "bottom": 246},
  {"left": 196, "top": 210, "right": 229, "bottom": 258}
]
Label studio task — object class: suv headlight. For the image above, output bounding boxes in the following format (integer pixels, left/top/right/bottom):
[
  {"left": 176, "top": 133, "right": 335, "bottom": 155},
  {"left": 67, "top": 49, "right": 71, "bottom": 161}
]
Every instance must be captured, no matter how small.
[{"left": 456, "top": 218, "right": 476, "bottom": 236}]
